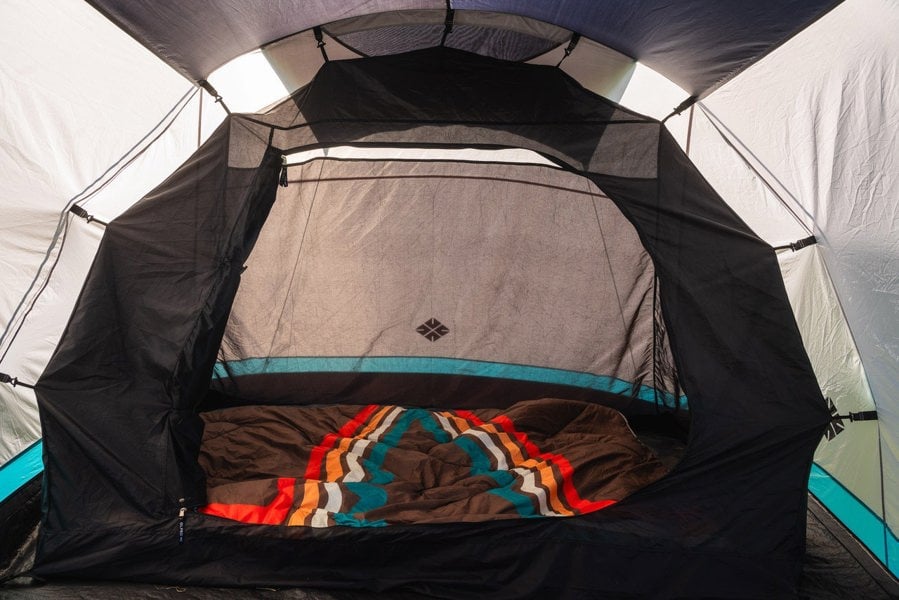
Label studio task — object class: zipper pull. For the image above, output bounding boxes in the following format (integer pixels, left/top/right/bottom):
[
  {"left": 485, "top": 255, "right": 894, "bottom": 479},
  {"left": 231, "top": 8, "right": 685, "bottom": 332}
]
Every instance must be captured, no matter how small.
[
  {"left": 178, "top": 498, "right": 187, "bottom": 544},
  {"left": 279, "top": 155, "right": 289, "bottom": 187}
]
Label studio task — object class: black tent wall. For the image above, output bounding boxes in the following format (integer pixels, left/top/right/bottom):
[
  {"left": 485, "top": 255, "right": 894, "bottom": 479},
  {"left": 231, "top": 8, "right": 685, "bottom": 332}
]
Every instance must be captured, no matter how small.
[{"left": 33, "top": 49, "right": 829, "bottom": 599}]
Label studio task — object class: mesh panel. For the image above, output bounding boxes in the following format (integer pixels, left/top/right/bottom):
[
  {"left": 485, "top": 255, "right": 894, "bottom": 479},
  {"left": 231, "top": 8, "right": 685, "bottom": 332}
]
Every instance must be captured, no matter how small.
[
  {"left": 333, "top": 24, "right": 443, "bottom": 56},
  {"left": 213, "top": 159, "right": 675, "bottom": 413},
  {"left": 331, "top": 24, "right": 561, "bottom": 62}
]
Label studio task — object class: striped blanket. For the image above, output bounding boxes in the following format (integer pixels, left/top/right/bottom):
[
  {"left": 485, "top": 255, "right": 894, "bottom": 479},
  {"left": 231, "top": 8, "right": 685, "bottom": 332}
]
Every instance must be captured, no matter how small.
[{"left": 199, "top": 399, "right": 667, "bottom": 527}]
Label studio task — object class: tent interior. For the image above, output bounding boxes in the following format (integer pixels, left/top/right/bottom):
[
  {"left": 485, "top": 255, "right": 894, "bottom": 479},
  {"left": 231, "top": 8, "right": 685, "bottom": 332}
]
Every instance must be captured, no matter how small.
[{"left": 1, "top": 1, "right": 897, "bottom": 599}]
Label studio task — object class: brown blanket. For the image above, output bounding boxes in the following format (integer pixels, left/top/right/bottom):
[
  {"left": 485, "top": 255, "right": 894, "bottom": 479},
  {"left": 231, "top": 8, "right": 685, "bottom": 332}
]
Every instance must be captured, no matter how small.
[{"left": 199, "top": 399, "right": 667, "bottom": 527}]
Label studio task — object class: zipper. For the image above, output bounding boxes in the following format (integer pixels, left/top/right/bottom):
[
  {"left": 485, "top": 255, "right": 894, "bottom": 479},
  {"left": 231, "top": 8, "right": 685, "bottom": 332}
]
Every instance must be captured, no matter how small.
[{"left": 178, "top": 497, "right": 187, "bottom": 544}]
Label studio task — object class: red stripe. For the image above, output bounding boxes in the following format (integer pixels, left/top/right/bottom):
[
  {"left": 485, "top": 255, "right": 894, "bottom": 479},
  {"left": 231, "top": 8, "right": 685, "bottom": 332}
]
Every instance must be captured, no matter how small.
[
  {"left": 453, "top": 409, "right": 484, "bottom": 426},
  {"left": 491, "top": 415, "right": 616, "bottom": 514},
  {"left": 202, "top": 405, "right": 378, "bottom": 525},
  {"left": 304, "top": 404, "right": 378, "bottom": 480},
  {"left": 200, "top": 476, "right": 296, "bottom": 524}
]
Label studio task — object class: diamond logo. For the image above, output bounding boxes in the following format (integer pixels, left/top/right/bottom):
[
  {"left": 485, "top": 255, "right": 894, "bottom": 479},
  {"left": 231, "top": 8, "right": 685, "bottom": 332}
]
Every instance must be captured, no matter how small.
[{"left": 416, "top": 318, "right": 449, "bottom": 342}]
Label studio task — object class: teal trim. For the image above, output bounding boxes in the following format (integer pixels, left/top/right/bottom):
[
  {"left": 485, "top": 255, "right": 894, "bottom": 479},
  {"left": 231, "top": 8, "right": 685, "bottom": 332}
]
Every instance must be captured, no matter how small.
[
  {"left": 213, "top": 356, "right": 688, "bottom": 409},
  {"left": 809, "top": 463, "right": 898, "bottom": 576},
  {"left": 890, "top": 526, "right": 899, "bottom": 576},
  {"left": 0, "top": 440, "right": 43, "bottom": 504}
]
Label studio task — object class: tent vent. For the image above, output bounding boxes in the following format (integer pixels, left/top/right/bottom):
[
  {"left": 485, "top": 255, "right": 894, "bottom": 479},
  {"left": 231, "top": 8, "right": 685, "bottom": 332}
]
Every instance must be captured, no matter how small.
[
  {"left": 417, "top": 318, "right": 449, "bottom": 342},
  {"left": 313, "top": 26, "right": 329, "bottom": 62},
  {"left": 773, "top": 235, "right": 817, "bottom": 252},
  {"left": 68, "top": 205, "right": 107, "bottom": 227},
  {"left": 825, "top": 397, "right": 878, "bottom": 441},
  {"left": 0, "top": 372, "right": 34, "bottom": 389},
  {"left": 556, "top": 33, "right": 581, "bottom": 67}
]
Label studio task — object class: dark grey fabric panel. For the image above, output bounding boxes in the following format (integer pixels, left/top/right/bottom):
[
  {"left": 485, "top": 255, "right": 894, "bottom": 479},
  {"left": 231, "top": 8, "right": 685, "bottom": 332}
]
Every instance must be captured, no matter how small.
[
  {"left": 36, "top": 120, "right": 281, "bottom": 533},
  {"left": 257, "top": 48, "right": 659, "bottom": 178},
  {"left": 85, "top": 0, "right": 841, "bottom": 95}
]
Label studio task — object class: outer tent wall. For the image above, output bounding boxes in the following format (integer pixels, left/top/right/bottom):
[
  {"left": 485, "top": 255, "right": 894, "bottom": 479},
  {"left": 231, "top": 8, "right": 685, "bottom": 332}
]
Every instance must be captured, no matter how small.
[
  {"left": 0, "top": 0, "right": 222, "bottom": 478},
  {"left": 664, "top": 0, "right": 899, "bottom": 573},
  {"left": 0, "top": 0, "right": 226, "bottom": 571}
]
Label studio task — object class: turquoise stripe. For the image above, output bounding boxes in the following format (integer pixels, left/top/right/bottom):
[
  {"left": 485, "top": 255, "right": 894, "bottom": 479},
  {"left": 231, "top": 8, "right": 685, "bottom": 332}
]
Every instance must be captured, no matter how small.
[
  {"left": 333, "top": 482, "right": 388, "bottom": 528},
  {"left": 454, "top": 435, "right": 536, "bottom": 517},
  {"left": 809, "top": 463, "right": 897, "bottom": 575},
  {"left": 0, "top": 440, "right": 43, "bottom": 503},
  {"left": 213, "top": 356, "right": 688, "bottom": 409}
]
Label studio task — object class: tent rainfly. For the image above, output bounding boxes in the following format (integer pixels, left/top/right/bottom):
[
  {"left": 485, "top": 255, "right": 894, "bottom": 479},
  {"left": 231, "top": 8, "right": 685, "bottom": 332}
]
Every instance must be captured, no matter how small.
[{"left": 1, "top": 2, "right": 897, "bottom": 599}]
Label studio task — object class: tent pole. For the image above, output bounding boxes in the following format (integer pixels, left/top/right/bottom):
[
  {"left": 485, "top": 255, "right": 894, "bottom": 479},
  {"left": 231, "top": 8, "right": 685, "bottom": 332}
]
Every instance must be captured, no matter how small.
[{"left": 684, "top": 104, "right": 695, "bottom": 156}]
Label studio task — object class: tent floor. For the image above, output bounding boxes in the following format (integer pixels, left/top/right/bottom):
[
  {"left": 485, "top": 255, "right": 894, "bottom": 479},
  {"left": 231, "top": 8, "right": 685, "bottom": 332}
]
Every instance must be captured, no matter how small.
[{"left": 2, "top": 498, "right": 896, "bottom": 600}]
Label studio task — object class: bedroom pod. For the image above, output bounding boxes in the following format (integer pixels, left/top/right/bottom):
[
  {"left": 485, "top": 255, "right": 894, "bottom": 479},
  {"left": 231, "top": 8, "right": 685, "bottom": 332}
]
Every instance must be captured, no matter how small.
[{"left": 29, "top": 48, "right": 828, "bottom": 598}]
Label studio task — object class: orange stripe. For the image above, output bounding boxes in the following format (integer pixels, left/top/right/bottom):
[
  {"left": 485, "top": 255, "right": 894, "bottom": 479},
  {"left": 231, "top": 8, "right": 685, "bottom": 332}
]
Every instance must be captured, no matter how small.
[
  {"left": 357, "top": 405, "right": 393, "bottom": 438},
  {"left": 492, "top": 415, "right": 616, "bottom": 515},
  {"left": 287, "top": 480, "right": 321, "bottom": 526},
  {"left": 322, "top": 405, "right": 393, "bottom": 483},
  {"left": 305, "top": 404, "right": 378, "bottom": 480},
  {"left": 477, "top": 422, "right": 573, "bottom": 516},
  {"left": 325, "top": 436, "right": 354, "bottom": 480},
  {"left": 478, "top": 422, "right": 526, "bottom": 466},
  {"left": 528, "top": 458, "right": 576, "bottom": 516},
  {"left": 451, "top": 410, "right": 575, "bottom": 515}
]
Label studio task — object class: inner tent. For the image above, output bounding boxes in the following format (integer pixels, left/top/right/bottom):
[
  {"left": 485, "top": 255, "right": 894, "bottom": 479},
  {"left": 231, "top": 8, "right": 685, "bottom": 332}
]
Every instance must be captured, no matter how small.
[{"left": 34, "top": 49, "right": 829, "bottom": 598}]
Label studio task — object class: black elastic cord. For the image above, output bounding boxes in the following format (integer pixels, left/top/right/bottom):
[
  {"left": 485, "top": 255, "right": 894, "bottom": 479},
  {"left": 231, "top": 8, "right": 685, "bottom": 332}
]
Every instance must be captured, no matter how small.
[
  {"left": 773, "top": 235, "right": 817, "bottom": 252},
  {"left": 697, "top": 102, "right": 814, "bottom": 236},
  {"left": 661, "top": 95, "right": 698, "bottom": 124},
  {"left": 0, "top": 87, "right": 198, "bottom": 366},
  {"left": 441, "top": 5, "right": 456, "bottom": 47},
  {"left": 0, "top": 372, "right": 35, "bottom": 389},
  {"left": 556, "top": 33, "right": 581, "bottom": 67},
  {"left": 197, "top": 79, "right": 231, "bottom": 115},
  {"left": 313, "top": 26, "right": 329, "bottom": 62},
  {"left": 279, "top": 155, "right": 289, "bottom": 187},
  {"left": 69, "top": 205, "right": 108, "bottom": 227}
]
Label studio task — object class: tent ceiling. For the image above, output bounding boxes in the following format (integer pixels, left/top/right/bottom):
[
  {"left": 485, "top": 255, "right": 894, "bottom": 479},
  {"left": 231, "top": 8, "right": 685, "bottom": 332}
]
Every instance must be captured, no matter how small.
[{"left": 84, "top": 0, "right": 842, "bottom": 97}]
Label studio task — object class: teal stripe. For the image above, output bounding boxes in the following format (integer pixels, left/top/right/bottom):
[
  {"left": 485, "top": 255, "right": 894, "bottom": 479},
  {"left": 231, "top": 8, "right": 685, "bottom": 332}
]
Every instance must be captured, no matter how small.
[
  {"left": 0, "top": 440, "right": 43, "bottom": 503},
  {"left": 809, "top": 463, "right": 898, "bottom": 575},
  {"left": 454, "top": 435, "right": 536, "bottom": 517},
  {"left": 333, "top": 482, "right": 388, "bottom": 528},
  {"left": 213, "top": 356, "right": 688, "bottom": 409},
  {"left": 363, "top": 410, "right": 416, "bottom": 485}
]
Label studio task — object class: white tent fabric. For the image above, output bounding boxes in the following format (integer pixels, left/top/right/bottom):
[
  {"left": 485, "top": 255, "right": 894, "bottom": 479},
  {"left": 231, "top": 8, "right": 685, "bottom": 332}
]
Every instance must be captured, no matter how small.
[
  {"left": 689, "top": 0, "right": 898, "bottom": 573},
  {"left": 0, "top": 0, "right": 896, "bottom": 580},
  {"left": 0, "top": 0, "right": 224, "bottom": 464}
]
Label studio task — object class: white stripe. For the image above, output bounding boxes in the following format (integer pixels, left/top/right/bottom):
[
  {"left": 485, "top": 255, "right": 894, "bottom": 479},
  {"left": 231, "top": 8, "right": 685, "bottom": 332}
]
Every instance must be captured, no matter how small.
[
  {"left": 368, "top": 406, "right": 404, "bottom": 442},
  {"left": 513, "top": 467, "right": 557, "bottom": 517},
  {"left": 434, "top": 412, "right": 459, "bottom": 438},
  {"left": 343, "top": 438, "right": 370, "bottom": 483},
  {"left": 323, "top": 481, "right": 342, "bottom": 513},
  {"left": 466, "top": 429, "right": 509, "bottom": 471},
  {"left": 310, "top": 508, "right": 330, "bottom": 528}
]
